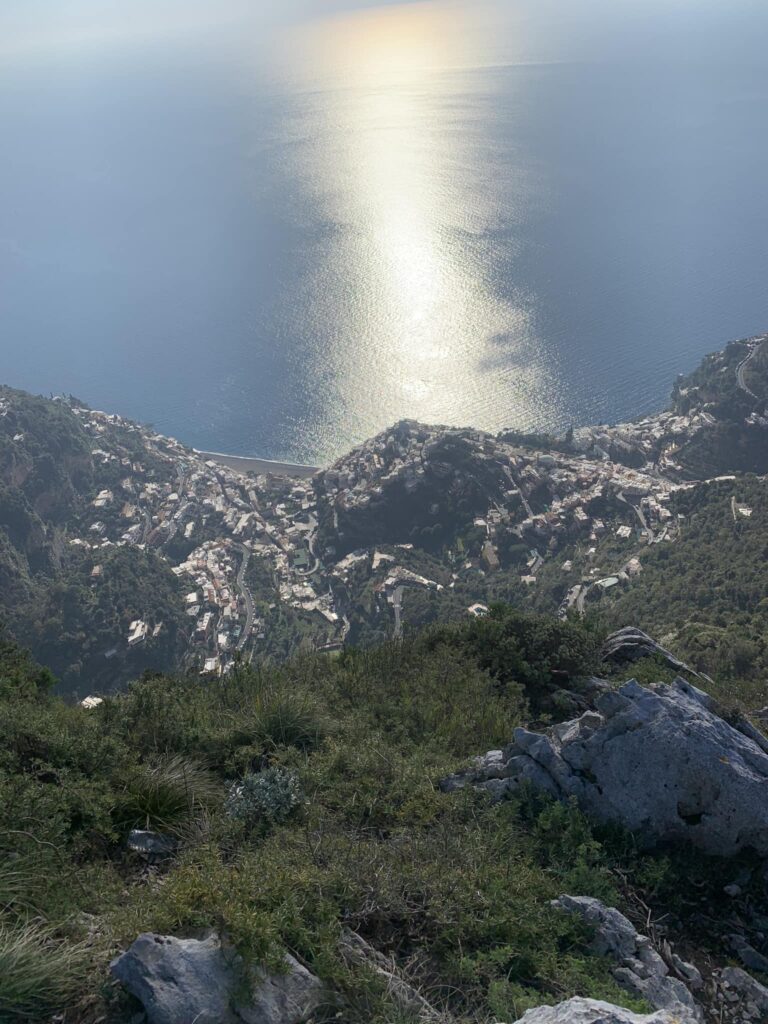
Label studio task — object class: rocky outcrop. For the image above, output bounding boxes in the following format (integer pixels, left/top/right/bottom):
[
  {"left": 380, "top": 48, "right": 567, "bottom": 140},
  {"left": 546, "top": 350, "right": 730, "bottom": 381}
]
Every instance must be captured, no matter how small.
[
  {"left": 239, "top": 957, "right": 324, "bottom": 1024},
  {"left": 314, "top": 422, "right": 512, "bottom": 558},
  {"left": 600, "top": 627, "right": 702, "bottom": 678},
  {"left": 551, "top": 897, "right": 702, "bottom": 1022},
  {"left": 110, "top": 933, "right": 323, "bottom": 1024},
  {"left": 725, "top": 933, "right": 768, "bottom": 974},
  {"left": 712, "top": 966, "right": 768, "bottom": 1022},
  {"left": 441, "top": 677, "right": 768, "bottom": 856},
  {"left": 110, "top": 934, "right": 235, "bottom": 1024},
  {"left": 508, "top": 997, "right": 697, "bottom": 1023}
]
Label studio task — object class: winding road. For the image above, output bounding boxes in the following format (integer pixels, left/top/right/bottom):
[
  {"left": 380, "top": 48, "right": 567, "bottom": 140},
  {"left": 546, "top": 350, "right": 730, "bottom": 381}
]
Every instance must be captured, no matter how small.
[
  {"left": 564, "top": 519, "right": 660, "bottom": 620},
  {"left": 735, "top": 336, "right": 765, "bottom": 400},
  {"left": 392, "top": 586, "right": 404, "bottom": 639},
  {"left": 233, "top": 544, "right": 255, "bottom": 650},
  {"left": 140, "top": 507, "right": 152, "bottom": 544},
  {"left": 617, "top": 490, "right": 654, "bottom": 545}
]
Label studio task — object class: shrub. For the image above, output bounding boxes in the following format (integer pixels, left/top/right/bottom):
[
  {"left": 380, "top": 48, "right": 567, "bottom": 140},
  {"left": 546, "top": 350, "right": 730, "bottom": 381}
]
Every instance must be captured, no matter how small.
[
  {"left": 428, "top": 605, "right": 601, "bottom": 706},
  {"left": 328, "top": 638, "right": 526, "bottom": 757},
  {"left": 225, "top": 767, "right": 305, "bottom": 828},
  {"left": 2, "top": 613, "right": 761, "bottom": 1023},
  {"left": 0, "top": 859, "right": 39, "bottom": 917}
]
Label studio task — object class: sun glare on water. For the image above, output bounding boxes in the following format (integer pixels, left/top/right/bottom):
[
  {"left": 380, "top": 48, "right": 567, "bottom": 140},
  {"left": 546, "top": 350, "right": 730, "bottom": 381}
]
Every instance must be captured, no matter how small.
[
  {"left": 266, "top": 1, "right": 552, "bottom": 450},
  {"left": 288, "top": 1, "right": 474, "bottom": 87}
]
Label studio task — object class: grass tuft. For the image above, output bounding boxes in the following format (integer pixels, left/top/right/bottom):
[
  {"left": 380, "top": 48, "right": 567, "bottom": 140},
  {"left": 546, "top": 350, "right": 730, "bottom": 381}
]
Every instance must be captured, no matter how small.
[
  {"left": 116, "top": 755, "right": 222, "bottom": 833},
  {"left": 0, "top": 922, "right": 86, "bottom": 1022},
  {"left": 255, "top": 688, "right": 328, "bottom": 752}
]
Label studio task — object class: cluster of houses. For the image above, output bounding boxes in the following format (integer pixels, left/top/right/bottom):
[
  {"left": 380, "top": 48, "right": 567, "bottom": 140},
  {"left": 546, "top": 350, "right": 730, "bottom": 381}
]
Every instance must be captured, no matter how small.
[{"left": 66, "top": 404, "right": 350, "bottom": 670}]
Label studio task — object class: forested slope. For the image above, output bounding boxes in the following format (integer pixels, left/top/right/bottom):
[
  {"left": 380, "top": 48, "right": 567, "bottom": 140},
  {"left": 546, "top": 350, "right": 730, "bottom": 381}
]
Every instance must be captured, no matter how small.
[
  {"left": 0, "top": 387, "right": 187, "bottom": 695},
  {"left": 595, "top": 476, "right": 768, "bottom": 704}
]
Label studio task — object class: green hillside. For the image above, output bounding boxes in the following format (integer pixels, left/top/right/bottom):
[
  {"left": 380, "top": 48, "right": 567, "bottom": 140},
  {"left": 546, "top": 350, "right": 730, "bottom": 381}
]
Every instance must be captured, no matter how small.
[
  {"left": 6, "top": 610, "right": 766, "bottom": 1023},
  {"left": 591, "top": 475, "right": 768, "bottom": 707},
  {"left": 1, "top": 606, "right": 768, "bottom": 1024},
  {"left": 0, "top": 388, "right": 187, "bottom": 696}
]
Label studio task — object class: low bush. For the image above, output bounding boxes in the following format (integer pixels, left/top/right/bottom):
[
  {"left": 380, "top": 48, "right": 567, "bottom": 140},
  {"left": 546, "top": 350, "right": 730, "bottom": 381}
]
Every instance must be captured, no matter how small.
[
  {"left": 225, "top": 767, "right": 305, "bottom": 829},
  {"left": 253, "top": 685, "right": 329, "bottom": 753}
]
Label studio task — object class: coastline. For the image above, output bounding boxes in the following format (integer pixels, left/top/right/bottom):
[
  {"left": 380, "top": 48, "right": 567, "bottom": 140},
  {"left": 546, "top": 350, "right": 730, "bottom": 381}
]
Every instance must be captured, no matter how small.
[
  {"left": 194, "top": 449, "right": 320, "bottom": 479},
  {"left": 184, "top": 330, "right": 766, "bottom": 482}
]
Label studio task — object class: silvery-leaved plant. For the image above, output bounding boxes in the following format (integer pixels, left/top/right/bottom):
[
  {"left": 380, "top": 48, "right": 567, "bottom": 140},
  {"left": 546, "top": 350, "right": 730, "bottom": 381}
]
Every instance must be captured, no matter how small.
[{"left": 225, "top": 766, "right": 305, "bottom": 827}]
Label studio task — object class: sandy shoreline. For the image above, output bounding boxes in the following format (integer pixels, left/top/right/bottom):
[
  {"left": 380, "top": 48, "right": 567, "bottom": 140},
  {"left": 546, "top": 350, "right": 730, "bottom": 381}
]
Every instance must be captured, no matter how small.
[{"left": 195, "top": 449, "right": 320, "bottom": 479}]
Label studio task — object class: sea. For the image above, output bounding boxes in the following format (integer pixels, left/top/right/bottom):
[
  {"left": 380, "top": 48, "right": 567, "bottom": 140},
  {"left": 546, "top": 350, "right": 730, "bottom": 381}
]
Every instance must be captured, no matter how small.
[{"left": 1, "top": 0, "right": 767, "bottom": 465}]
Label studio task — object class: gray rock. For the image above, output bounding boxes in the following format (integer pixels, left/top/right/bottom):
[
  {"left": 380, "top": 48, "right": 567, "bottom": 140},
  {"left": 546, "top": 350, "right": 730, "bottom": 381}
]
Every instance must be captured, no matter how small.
[
  {"left": 667, "top": 952, "right": 702, "bottom": 990},
  {"left": 110, "top": 934, "right": 237, "bottom": 1024},
  {"left": 552, "top": 897, "right": 702, "bottom": 1022},
  {"left": 126, "top": 830, "right": 177, "bottom": 860},
  {"left": 507, "top": 996, "right": 697, "bottom": 1023},
  {"left": 727, "top": 934, "right": 768, "bottom": 974},
  {"left": 237, "top": 954, "right": 324, "bottom": 1024},
  {"left": 717, "top": 967, "right": 768, "bottom": 1015},
  {"left": 553, "top": 896, "right": 640, "bottom": 960},
  {"left": 110, "top": 933, "right": 323, "bottom": 1024},
  {"left": 582, "top": 677, "right": 614, "bottom": 696},
  {"left": 442, "top": 676, "right": 768, "bottom": 856},
  {"left": 600, "top": 628, "right": 703, "bottom": 681}
]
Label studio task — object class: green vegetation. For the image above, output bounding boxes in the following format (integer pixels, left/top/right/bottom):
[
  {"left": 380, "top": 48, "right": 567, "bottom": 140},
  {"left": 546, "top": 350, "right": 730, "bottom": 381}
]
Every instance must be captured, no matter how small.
[
  {"left": 319, "top": 433, "right": 508, "bottom": 559},
  {"left": 594, "top": 476, "right": 768, "bottom": 707},
  {"left": 3, "top": 351, "right": 768, "bottom": 1020},
  {"left": 12, "top": 546, "right": 188, "bottom": 698},
  {"left": 116, "top": 755, "right": 222, "bottom": 833},
  {"left": 0, "top": 923, "right": 88, "bottom": 1023},
  {"left": 743, "top": 335, "right": 768, "bottom": 399},
  {"left": 672, "top": 337, "right": 767, "bottom": 418},
  {"left": 1, "top": 608, "right": 763, "bottom": 1023},
  {"left": 0, "top": 388, "right": 93, "bottom": 526},
  {"left": 0, "top": 388, "right": 188, "bottom": 696},
  {"left": 669, "top": 337, "right": 768, "bottom": 477}
]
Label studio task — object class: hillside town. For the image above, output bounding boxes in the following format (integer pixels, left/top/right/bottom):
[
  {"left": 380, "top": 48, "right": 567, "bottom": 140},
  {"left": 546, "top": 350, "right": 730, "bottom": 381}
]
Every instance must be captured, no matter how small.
[
  {"left": 42, "top": 335, "right": 763, "bottom": 672},
  {"left": 67, "top": 403, "right": 334, "bottom": 675}
]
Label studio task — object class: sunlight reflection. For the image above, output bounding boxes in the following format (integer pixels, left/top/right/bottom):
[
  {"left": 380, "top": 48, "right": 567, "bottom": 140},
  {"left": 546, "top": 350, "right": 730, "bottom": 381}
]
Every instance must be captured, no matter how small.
[
  {"left": 285, "top": 2, "right": 477, "bottom": 88},
  {"left": 271, "top": 1, "right": 550, "bottom": 442}
]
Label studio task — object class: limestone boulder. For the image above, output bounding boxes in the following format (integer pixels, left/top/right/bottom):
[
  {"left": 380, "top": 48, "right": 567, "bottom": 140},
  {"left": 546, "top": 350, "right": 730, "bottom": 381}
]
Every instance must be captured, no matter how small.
[
  {"left": 508, "top": 996, "right": 698, "bottom": 1024},
  {"left": 442, "top": 677, "right": 768, "bottom": 856},
  {"left": 600, "top": 627, "right": 700, "bottom": 677},
  {"left": 715, "top": 966, "right": 768, "bottom": 1021},
  {"left": 110, "top": 933, "right": 323, "bottom": 1024},
  {"left": 551, "top": 896, "right": 702, "bottom": 1022},
  {"left": 110, "top": 934, "right": 237, "bottom": 1024},
  {"left": 238, "top": 954, "right": 324, "bottom": 1024}
]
